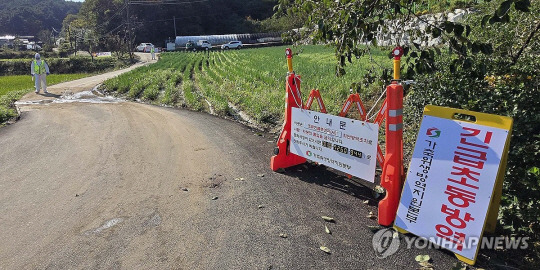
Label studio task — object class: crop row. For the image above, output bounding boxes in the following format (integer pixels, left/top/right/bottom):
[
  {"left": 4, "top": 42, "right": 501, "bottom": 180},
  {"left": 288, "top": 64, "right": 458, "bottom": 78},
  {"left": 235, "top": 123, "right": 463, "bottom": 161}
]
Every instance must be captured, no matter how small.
[{"left": 101, "top": 45, "right": 391, "bottom": 124}]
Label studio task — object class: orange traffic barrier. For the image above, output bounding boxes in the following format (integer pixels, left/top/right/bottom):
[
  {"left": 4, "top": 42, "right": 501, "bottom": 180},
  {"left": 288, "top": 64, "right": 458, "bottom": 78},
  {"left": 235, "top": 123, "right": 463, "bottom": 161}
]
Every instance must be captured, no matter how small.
[
  {"left": 338, "top": 93, "right": 368, "bottom": 179},
  {"left": 338, "top": 93, "right": 367, "bottom": 120},
  {"left": 270, "top": 47, "right": 406, "bottom": 227},
  {"left": 378, "top": 47, "right": 405, "bottom": 226},
  {"left": 304, "top": 89, "right": 327, "bottom": 113},
  {"left": 270, "top": 49, "right": 306, "bottom": 171}
]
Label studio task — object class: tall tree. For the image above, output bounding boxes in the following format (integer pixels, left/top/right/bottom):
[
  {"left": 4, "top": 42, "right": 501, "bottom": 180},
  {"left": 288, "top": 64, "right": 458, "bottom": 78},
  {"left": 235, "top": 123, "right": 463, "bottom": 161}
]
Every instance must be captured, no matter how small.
[{"left": 0, "top": 0, "right": 81, "bottom": 36}]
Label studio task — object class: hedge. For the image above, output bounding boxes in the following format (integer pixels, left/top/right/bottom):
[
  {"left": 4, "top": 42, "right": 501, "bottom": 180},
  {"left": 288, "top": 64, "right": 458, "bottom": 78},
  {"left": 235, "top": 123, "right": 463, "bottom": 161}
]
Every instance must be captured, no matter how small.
[{"left": 0, "top": 57, "right": 118, "bottom": 76}]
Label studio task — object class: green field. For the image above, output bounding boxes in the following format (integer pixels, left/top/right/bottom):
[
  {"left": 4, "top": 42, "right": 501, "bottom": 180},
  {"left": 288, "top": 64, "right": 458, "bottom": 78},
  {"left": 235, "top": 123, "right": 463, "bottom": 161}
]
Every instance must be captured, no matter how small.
[
  {"left": 0, "top": 74, "right": 90, "bottom": 96},
  {"left": 0, "top": 73, "right": 90, "bottom": 124},
  {"left": 102, "top": 45, "right": 391, "bottom": 124}
]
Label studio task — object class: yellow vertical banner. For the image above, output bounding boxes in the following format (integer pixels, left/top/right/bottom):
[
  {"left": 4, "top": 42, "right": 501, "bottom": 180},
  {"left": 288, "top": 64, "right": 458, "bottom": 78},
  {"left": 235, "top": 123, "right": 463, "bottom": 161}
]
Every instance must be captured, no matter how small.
[{"left": 394, "top": 105, "right": 513, "bottom": 265}]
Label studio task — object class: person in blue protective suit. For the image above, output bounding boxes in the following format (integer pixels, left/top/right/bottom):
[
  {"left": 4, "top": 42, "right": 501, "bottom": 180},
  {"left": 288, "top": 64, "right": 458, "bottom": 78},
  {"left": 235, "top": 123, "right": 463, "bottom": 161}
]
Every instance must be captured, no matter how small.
[{"left": 30, "top": 53, "right": 50, "bottom": 94}]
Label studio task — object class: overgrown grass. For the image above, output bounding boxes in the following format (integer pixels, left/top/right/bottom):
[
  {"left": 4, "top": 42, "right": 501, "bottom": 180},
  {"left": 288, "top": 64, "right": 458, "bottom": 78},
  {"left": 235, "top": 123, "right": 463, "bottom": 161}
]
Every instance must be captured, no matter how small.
[{"left": 101, "top": 45, "right": 391, "bottom": 124}]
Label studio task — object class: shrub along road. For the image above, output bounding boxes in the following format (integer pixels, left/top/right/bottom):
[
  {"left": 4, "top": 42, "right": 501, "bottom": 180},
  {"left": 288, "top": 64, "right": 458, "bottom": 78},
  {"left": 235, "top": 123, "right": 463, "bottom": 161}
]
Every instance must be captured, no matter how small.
[{"left": 0, "top": 53, "right": 460, "bottom": 269}]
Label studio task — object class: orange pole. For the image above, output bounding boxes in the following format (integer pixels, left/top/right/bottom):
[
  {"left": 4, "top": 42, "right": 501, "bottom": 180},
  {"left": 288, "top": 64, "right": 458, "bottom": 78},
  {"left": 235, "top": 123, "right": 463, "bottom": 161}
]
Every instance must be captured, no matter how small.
[
  {"left": 393, "top": 59, "right": 401, "bottom": 80},
  {"left": 392, "top": 46, "right": 403, "bottom": 80},
  {"left": 287, "top": 53, "right": 293, "bottom": 73},
  {"left": 378, "top": 82, "right": 404, "bottom": 226},
  {"left": 378, "top": 47, "right": 405, "bottom": 226}
]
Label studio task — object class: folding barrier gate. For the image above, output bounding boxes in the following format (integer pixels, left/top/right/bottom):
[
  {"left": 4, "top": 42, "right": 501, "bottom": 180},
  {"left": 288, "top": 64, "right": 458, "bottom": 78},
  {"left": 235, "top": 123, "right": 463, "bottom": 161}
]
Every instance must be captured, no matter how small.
[{"left": 271, "top": 47, "right": 406, "bottom": 226}]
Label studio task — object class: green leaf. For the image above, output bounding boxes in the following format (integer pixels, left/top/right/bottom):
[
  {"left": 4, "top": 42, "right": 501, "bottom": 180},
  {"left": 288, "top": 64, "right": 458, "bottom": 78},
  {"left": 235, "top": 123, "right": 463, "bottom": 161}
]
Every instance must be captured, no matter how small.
[
  {"left": 496, "top": 1, "right": 512, "bottom": 17},
  {"left": 454, "top": 24, "right": 465, "bottom": 37},
  {"left": 528, "top": 167, "right": 540, "bottom": 176},
  {"left": 480, "top": 43, "right": 493, "bottom": 54},
  {"left": 451, "top": 262, "right": 467, "bottom": 270},
  {"left": 432, "top": 27, "right": 441, "bottom": 38},
  {"left": 471, "top": 43, "right": 480, "bottom": 54},
  {"left": 318, "top": 19, "right": 324, "bottom": 30},
  {"left": 366, "top": 32, "right": 374, "bottom": 41},
  {"left": 481, "top": 15, "right": 490, "bottom": 27},
  {"left": 444, "top": 22, "right": 454, "bottom": 33},
  {"left": 463, "top": 58, "right": 472, "bottom": 69},
  {"left": 415, "top": 254, "right": 430, "bottom": 262},
  {"left": 515, "top": 0, "right": 531, "bottom": 12},
  {"left": 489, "top": 15, "right": 501, "bottom": 24},
  {"left": 325, "top": 225, "right": 331, "bottom": 234},
  {"left": 501, "top": 14, "right": 510, "bottom": 23}
]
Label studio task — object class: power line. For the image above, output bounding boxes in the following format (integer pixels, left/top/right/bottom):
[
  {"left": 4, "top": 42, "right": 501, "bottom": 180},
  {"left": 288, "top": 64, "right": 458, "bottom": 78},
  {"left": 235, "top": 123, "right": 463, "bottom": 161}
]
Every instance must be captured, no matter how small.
[
  {"left": 102, "top": 4, "right": 128, "bottom": 26},
  {"left": 103, "top": 23, "right": 127, "bottom": 37},
  {"left": 129, "top": 0, "right": 209, "bottom": 5}
]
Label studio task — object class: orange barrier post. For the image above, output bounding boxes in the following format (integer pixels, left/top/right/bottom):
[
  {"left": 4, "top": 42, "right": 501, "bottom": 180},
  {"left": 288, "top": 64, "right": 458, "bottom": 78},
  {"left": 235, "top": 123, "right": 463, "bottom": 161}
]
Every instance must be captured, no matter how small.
[
  {"left": 304, "top": 89, "right": 327, "bottom": 113},
  {"left": 271, "top": 48, "right": 306, "bottom": 171},
  {"left": 378, "top": 47, "right": 405, "bottom": 226}
]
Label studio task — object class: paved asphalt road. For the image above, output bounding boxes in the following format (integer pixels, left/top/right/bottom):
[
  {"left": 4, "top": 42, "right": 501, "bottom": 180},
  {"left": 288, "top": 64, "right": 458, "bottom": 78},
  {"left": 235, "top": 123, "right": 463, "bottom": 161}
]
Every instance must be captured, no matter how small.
[{"left": 0, "top": 53, "right": 463, "bottom": 269}]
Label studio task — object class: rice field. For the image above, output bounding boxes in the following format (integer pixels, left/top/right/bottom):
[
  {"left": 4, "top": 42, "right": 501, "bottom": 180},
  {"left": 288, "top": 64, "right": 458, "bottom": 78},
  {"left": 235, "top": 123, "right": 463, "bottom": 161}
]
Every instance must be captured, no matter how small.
[
  {"left": 0, "top": 74, "right": 90, "bottom": 96},
  {"left": 101, "top": 45, "right": 391, "bottom": 124}
]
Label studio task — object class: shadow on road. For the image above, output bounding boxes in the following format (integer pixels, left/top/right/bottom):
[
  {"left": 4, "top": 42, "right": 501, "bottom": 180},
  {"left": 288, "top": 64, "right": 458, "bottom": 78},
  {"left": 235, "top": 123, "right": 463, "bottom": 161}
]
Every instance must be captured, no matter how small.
[
  {"left": 279, "top": 162, "right": 380, "bottom": 205},
  {"left": 40, "top": 92, "right": 62, "bottom": 98}
]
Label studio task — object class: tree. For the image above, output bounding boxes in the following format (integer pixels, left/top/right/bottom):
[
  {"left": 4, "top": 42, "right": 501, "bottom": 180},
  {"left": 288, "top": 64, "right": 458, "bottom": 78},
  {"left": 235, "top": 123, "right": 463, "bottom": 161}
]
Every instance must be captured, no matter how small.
[
  {"left": 275, "top": 0, "right": 533, "bottom": 78},
  {"left": 61, "top": 1, "right": 127, "bottom": 59},
  {"left": 0, "top": 0, "right": 81, "bottom": 36}
]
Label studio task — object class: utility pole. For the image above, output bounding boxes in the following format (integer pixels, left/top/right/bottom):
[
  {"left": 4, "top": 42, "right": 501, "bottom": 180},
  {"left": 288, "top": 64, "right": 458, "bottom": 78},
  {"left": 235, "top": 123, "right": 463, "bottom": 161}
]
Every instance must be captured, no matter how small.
[
  {"left": 126, "top": 0, "right": 133, "bottom": 61},
  {"left": 173, "top": 16, "right": 177, "bottom": 37}
]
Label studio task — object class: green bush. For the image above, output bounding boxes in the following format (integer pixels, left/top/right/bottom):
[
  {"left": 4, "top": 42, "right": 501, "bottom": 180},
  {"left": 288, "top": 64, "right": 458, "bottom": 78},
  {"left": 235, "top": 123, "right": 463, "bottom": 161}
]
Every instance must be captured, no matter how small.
[
  {"left": 0, "top": 57, "right": 118, "bottom": 76},
  {"left": 405, "top": 1, "right": 539, "bottom": 237},
  {"left": 0, "top": 48, "right": 59, "bottom": 59},
  {"left": 0, "top": 89, "right": 27, "bottom": 124}
]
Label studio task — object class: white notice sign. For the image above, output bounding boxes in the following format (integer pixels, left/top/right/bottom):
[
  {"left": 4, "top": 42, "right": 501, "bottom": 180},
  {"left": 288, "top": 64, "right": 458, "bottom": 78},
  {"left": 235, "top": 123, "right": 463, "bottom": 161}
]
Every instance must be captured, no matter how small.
[
  {"left": 290, "top": 107, "right": 379, "bottom": 182},
  {"left": 395, "top": 114, "right": 509, "bottom": 261}
]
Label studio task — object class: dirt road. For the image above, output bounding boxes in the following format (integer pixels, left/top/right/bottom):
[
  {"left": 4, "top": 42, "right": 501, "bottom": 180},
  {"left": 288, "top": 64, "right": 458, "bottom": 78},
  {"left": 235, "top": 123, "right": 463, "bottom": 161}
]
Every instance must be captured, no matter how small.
[{"left": 0, "top": 54, "right": 459, "bottom": 269}]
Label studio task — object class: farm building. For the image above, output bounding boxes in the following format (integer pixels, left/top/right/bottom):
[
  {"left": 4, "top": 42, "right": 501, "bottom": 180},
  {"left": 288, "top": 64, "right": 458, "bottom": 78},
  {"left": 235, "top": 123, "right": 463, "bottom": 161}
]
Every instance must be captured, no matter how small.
[{"left": 174, "top": 32, "right": 281, "bottom": 47}]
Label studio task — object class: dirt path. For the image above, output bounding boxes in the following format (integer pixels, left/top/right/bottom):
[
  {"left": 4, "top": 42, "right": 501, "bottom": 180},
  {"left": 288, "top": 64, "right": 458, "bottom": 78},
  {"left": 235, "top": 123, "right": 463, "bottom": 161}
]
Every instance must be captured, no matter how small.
[
  {"left": 20, "top": 53, "right": 156, "bottom": 103},
  {"left": 0, "top": 53, "right": 459, "bottom": 269}
]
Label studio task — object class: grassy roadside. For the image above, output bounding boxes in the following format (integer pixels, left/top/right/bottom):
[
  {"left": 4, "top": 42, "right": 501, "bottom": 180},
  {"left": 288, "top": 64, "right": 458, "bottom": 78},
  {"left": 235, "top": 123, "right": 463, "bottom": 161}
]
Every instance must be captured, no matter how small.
[{"left": 0, "top": 74, "right": 90, "bottom": 124}]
